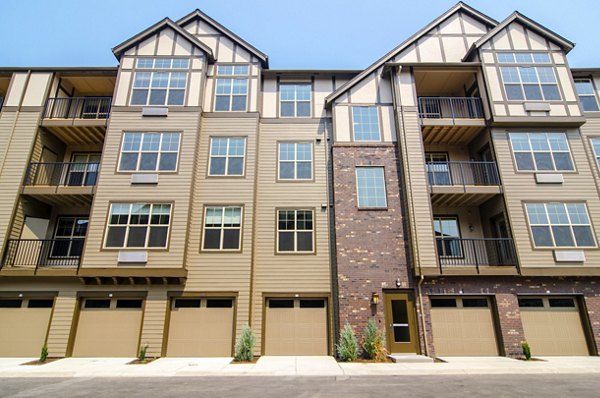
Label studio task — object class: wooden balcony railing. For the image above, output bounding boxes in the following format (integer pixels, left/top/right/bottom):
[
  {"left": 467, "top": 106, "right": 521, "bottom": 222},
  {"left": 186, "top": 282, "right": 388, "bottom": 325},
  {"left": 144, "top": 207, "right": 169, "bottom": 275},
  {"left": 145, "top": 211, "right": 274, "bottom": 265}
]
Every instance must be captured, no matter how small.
[
  {"left": 25, "top": 162, "right": 99, "bottom": 187},
  {"left": 418, "top": 97, "right": 484, "bottom": 120},
  {"left": 435, "top": 237, "right": 517, "bottom": 271},
  {"left": 2, "top": 239, "right": 84, "bottom": 270},
  {"left": 427, "top": 161, "right": 500, "bottom": 187},
  {"left": 43, "top": 96, "right": 111, "bottom": 120}
]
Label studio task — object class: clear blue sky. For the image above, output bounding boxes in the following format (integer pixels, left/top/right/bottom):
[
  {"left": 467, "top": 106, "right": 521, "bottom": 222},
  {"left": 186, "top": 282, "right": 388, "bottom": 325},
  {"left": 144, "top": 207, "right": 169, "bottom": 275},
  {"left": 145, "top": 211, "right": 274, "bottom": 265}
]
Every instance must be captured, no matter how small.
[{"left": 0, "top": 0, "right": 597, "bottom": 69}]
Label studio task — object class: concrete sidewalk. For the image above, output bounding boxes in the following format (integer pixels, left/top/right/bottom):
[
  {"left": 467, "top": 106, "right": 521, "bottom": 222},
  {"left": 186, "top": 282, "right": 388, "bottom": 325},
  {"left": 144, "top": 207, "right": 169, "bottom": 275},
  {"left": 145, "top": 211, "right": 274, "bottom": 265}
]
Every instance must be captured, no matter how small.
[{"left": 0, "top": 356, "right": 599, "bottom": 377}]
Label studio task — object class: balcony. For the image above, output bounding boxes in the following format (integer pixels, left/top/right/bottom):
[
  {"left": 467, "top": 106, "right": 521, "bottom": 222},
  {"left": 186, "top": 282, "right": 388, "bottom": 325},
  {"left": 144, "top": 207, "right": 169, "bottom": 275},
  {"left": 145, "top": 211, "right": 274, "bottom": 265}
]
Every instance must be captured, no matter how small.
[
  {"left": 22, "top": 162, "right": 99, "bottom": 206},
  {"left": 418, "top": 97, "right": 486, "bottom": 145},
  {"left": 435, "top": 237, "right": 517, "bottom": 273},
  {"left": 427, "top": 161, "right": 502, "bottom": 206},
  {"left": 1, "top": 238, "right": 83, "bottom": 274},
  {"left": 41, "top": 97, "right": 111, "bottom": 145}
]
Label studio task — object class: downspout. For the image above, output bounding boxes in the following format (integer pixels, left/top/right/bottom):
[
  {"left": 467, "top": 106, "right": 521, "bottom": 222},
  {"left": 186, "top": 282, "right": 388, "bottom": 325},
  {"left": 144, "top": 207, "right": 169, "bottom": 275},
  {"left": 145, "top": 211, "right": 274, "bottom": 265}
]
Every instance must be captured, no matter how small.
[{"left": 417, "top": 274, "right": 429, "bottom": 356}]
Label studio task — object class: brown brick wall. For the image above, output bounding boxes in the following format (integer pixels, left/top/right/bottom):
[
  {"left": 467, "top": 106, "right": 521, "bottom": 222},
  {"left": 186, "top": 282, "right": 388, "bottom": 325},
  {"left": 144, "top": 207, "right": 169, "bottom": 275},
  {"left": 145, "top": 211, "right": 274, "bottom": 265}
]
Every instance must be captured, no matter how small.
[{"left": 332, "top": 144, "right": 414, "bottom": 345}]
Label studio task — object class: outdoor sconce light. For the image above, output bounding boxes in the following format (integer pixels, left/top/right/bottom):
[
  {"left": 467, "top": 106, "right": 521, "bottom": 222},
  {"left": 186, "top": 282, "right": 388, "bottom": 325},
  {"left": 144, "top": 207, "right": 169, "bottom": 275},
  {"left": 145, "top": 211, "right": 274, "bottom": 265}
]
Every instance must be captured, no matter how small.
[
  {"left": 468, "top": 224, "right": 474, "bottom": 232},
  {"left": 371, "top": 292, "right": 380, "bottom": 305},
  {"left": 396, "top": 278, "right": 401, "bottom": 288}
]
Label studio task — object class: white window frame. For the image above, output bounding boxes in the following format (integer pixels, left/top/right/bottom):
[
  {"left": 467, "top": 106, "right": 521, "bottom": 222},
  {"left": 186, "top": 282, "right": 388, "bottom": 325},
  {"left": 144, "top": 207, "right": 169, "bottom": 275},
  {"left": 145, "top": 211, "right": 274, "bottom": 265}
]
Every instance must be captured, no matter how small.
[
  {"left": 590, "top": 137, "right": 600, "bottom": 170},
  {"left": 574, "top": 78, "right": 600, "bottom": 112},
  {"left": 499, "top": 66, "right": 561, "bottom": 101},
  {"left": 276, "top": 209, "right": 315, "bottom": 253},
  {"left": 279, "top": 83, "right": 312, "bottom": 118},
  {"left": 104, "top": 203, "right": 172, "bottom": 249},
  {"left": 278, "top": 142, "right": 313, "bottom": 181},
  {"left": 201, "top": 206, "right": 243, "bottom": 251},
  {"left": 525, "top": 202, "right": 596, "bottom": 248},
  {"left": 117, "top": 132, "right": 181, "bottom": 173},
  {"left": 207, "top": 137, "right": 246, "bottom": 177},
  {"left": 355, "top": 166, "right": 387, "bottom": 208},
  {"left": 214, "top": 64, "right": 249, "bottom": 112},
  {"left": 131, "top": 58, "right": 189, "bottom": 106},
  {"left": 351, "top": 106, "right": 381, "bottom": 141},
  {"left": 509, "top": 132, "right": 574, "bottom": 172}
]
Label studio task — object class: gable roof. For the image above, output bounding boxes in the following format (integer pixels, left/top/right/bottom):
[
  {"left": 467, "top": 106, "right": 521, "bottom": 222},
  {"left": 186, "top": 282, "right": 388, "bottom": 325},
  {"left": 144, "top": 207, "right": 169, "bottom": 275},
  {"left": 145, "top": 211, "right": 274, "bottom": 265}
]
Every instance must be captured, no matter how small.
[
  {"left": 324, "top": 2, "right": 497, "bottom": 106},
  {"left": 463, "top": 11, "right": 575, "bottom": 61},
  {"left": 112, "top": 18, "right": 215, "bottom": 61},
  {"left": 177, "top": 9, "right": 269, "bottom": 68}
]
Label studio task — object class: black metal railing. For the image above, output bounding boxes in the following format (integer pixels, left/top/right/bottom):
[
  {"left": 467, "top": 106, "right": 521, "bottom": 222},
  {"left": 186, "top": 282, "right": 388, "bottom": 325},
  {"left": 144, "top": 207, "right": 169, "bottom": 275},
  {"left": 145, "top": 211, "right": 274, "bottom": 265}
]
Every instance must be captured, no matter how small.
[
  {"left": 2, "top": 239, "right": 84, "bottom": 269},
  {"left": 25, "top": 162, "right": 99, "bottom": 187},
  {"left": 435, "top": 237, "right": 516, "bottom": 269},
  {"left": 418, "top": 97, "right": 484, "bottom": 120},
  {"left": 43, "top": 96, "right": 111, "bottom": 119},
  {"left": 0, "top": 97, "right": 4, "bottom": 111},
  {"left": 427, "top": 161, "right": 500, "bottom": 187}
]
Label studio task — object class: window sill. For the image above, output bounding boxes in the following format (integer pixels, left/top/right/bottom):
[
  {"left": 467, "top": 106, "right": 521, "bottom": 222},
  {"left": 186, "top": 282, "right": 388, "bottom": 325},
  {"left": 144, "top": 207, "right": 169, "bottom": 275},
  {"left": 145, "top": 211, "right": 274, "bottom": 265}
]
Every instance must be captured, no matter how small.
[{"left": 357, "top": 207, "right": 388, "bottom": 211}]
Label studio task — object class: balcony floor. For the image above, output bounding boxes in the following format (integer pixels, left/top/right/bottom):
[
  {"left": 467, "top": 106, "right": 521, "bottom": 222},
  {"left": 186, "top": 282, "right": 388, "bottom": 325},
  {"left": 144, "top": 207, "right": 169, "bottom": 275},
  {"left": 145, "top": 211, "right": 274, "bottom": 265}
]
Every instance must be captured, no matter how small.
[
  {"left": 421, "top": 121, "right": 486, "bottom": 145},
  {"left": 22, "top": 188, "right": 94, "bottom": 206},
  {"left": 430, "top": 186, "right": 503, "bottom": 207},
  {"left": 41, "top": 120, "right": 106, "bottom": 145}
]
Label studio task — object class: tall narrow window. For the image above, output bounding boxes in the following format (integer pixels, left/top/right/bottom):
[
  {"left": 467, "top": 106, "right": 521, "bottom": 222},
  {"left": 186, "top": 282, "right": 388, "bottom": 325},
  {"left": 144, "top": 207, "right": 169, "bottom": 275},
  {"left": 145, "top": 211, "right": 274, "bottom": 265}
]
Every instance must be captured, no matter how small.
[
  {"left": 202, "top": 206, "right": 242, "bottom": 250},
  {"left": 278, "top": 142, "right": 313, "bottom": 180},
  {"left": 208, "top": 137, "right": 246, "bottom": 176},
  {"left": 51, "top": 217, "right": 88, "bottom": 258},
  {"left": 131, "top": 58, "right": 189, "bottom": 106},
  {"left": 214, "top": 65, "right": 249, "bottom": 112},
  {"left": 355, "top": 167, "right": 387, "bottom": 208},
  {"left": 277, "top": 210, "right": 314, "bottom": 253},
  {"left": 425, "top": 153, "right": 451, "bottom": 186},
  {"left": 105, "top": 203, "right": 171, "bottom": 248},
  {"left": 280, "top": 84, "right": 311, "bottom": 117},
  {"left": 509, "top": 132, "right": 574, "bottom": 172},
  {"left": 118, "top": 132, "right": 181, "bottom": 172},
  {"left": 575, "top": 79, "right": 600, "bottom": 112},
  {"left": 525, "top": 202, "right": 595, "bottom": 248},
  {"left": 352, "top": 106, "right": 380, "bottom": 141},
  {"left": 433, "top": 216, "right": 462, "bottom": 257}
]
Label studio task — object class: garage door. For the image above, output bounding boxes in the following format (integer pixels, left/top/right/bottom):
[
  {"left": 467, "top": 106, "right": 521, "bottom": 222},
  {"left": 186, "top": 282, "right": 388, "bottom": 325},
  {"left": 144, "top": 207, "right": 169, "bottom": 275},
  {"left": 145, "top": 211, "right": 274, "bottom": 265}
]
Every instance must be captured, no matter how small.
[
  {"left": 430, "top": 297, "right": 499, "bottom": 356},
  {"left": 72, "top": 298, "right": 143, "bottom": 357},
  {"left": 166, "top": 298, "right": 234, "bottom": 357},
  {"left": 0, "top": 298, "right": 54, "bottom": 357},
  {"left": 265, "top": 298, "right": 328, "bottom": 356},
  {"left": 519, "top": 296, "right": 589, "bottom": 356}
]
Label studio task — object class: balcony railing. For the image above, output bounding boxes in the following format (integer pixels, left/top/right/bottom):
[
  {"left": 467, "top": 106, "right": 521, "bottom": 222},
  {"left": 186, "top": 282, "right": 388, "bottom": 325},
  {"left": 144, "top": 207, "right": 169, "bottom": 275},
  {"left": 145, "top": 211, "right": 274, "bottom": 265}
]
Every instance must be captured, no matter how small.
[
  {"left": 427, "top": 161, "right": 500, "bottom": 187},
  {"left": 43, "top": 96, "right": 111, "bottom": 120},
  {"left": 418, "top": 97, "right": 484, "bottom": 120},
  {"left": 0, "top": 97, "right": 4, "bottom": 111},
  {"left": 2, "top": 239, "right": 84, "bottom": 270},
  {"left": 25, "top": 162, "right": 99, "bottom": 187},
  {"left": 435, "top": 237, "right": 516, "bottom": 270}
]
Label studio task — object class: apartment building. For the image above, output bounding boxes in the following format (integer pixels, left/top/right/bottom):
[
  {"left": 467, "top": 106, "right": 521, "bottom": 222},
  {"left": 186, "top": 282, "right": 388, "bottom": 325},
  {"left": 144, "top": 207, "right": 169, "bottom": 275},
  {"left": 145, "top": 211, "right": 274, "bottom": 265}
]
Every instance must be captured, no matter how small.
[{"left": 1, "top": 2, "right": 599, "bottom": 359}]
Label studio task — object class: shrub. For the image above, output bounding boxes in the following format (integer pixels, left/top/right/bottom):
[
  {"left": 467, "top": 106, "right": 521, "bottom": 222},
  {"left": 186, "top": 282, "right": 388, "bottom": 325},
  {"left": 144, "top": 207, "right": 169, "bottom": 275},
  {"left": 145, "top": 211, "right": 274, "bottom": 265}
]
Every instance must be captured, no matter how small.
[
  {"left": 138, "top": 343, "right": 148, "bottom": 361},
  {"left": 521, "top": 341, "right": 531, "bottom": 360},
  {"left": 337, "top": 322, "right": 359, "bottom": 362},
  {"left": 362, "top": 318, "right": 384, "bottom": 360},
  {"left": 234, "top": 325, "right": 255, "bottom": 362},
  {"left": 39, "top": 345, "right": 48, "bottom": 363},
  {"left": 372, "top": 334, "right": 388, "bottom": 362}
]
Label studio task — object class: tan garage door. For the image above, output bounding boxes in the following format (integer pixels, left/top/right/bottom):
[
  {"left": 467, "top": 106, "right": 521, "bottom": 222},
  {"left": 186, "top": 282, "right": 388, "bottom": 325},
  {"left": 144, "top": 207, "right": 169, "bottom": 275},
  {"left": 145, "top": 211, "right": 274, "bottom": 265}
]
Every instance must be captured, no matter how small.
[
  {"left": 519, "top": 296, "right": 589, "bottom": 356},
  {"left": 167, "top": 298, "right": 234, "bottom": 357},
  {"left": 265, "top": 298, "right": 328, "bottom": 356},
  {"left": 430, "top": 297, "right": 499, "bottom": 356},
  {"left": 0, "top": 298, "right": 54, "bottom": 357},
  {"left": 72, "top": 298, "right": 143, "bottom": 357}
]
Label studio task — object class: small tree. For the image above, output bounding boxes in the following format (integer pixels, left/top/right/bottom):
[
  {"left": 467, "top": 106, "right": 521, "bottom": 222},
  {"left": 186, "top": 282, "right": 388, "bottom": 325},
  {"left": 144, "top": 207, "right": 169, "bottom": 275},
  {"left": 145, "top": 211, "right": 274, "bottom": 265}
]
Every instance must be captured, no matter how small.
[
  {"left": 337, "top": 322, "right": 359, "bottom": 361},
  {"left": 362, "top": 318, "right": 384, "bottom": 360},
  {"left": 234, "top": 325, "right": 255, "bottom": 362},
  {"left": 521, "top": 341, "right": 531, "bottom": 360},
  {"left": 39, "top": 345, "right": 48, "bottom": 363}
]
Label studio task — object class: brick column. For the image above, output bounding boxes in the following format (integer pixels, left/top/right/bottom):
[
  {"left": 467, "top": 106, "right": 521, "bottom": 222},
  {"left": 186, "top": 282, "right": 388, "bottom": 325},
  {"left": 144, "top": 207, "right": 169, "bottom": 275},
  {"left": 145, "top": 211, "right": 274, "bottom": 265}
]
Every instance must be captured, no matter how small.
[{"left": 494, "top": 293, "right": 525, "bottom": 357}]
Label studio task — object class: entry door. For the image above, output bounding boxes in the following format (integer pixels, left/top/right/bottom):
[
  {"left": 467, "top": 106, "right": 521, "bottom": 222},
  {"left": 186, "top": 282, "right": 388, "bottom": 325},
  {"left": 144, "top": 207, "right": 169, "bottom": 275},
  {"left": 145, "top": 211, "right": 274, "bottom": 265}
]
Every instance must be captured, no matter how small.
[{"left": 384, "top": 293, "right": 419, "bottom": 353}]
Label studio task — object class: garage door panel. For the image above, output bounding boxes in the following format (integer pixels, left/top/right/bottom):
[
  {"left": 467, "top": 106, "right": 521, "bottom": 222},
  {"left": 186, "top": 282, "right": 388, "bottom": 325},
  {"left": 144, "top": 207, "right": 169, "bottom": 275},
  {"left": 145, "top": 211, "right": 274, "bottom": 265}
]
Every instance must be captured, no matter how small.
[{"left": 0, "top": 307, "right": 53, "bottom": 357}]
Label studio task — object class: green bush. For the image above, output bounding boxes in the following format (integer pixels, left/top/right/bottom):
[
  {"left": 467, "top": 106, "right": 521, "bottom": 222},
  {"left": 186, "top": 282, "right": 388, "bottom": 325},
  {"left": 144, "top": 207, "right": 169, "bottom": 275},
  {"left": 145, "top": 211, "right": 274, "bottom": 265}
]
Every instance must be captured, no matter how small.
[
  {"left": 337, "top": 322, "right": 359, "bottom": 361},
  {"left": 362, "top": 318, "right": 384, "bottom": 360},
  {"left": 234, "top": 325, "right": 255, "bottom": 362},
  {"left": 138, "top": 343, "right": 148, "bottom": 361},
  {"left": 521, "top": 341, "right": 531, "bottom": 360},
  {"left": 39, "top": 345, "right": 48, "bottom": 363}
]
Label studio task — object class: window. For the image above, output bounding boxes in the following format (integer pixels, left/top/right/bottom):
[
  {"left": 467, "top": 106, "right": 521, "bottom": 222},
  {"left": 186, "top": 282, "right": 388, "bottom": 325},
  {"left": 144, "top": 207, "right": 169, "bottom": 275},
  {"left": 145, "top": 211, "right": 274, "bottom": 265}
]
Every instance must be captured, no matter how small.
[
  {"left": 525, "top": 202, "right": 595, "bottom": 248},
  {"left": 118, "top": 132, "right": 181, "bottom": 172},
  {"left": 68, "top": 153, "right": 100, "bottom": 186},
  {"left": 355, "top": 167, "right": 387, "bottom": 208},
  {"left": 518, "top": 298, "right": 544, "bottom": 308},
  {"left": 215, "top": 65, "right": 249, "bottom": 112},
  {"left": 352, "top": 106, "right": 380, "bottom": 141},
  {"left": 202, "top": 206, "right": 242, "bottom": 250},
  {"left": 509, "top": 132, "right": 573, "bottom": 171},
  {"left": 105, "top": 203, "right": 171, "bottom": 248},
  {"left": 575, "top": 79, "right": 600, "bottom": 112},
  {"left": 84, "top": 299, "right": 111, "bottom": 309},
  {"left": 434, "top": 216, "right": 462, "bottom": 257},
  {"left": 277, "top": 210, "right": 314, "bottom": 253},
  {"left": 131, "top": 58, "right": 188, "bottom": 106},
  {"left": 591, "top": 138, "right": 600, "bottom": 169},
  {"left": 462, "top": 298, "right": 489, "bottom": 308},
  {"left": 425, "top": 153, "right": 451, "bottom": 186},
  {"left": 208, "top": 137, "right": 246, "bottom": 176},
  {"left": 430, "top": 298, "right": 457, "bottom": 308},
  {"left": 51, "top": 217, "right": 88, "bottom": 258},
  {"left": 116, "top": 299, "right": 143, "bottom": 309},
  {"left": 278, "top": 142, "right": 313, "bottom": 180},
  {"left": 496, "top": 52, "right": 552, "bottom": 64},
  {"left": 206, "top": 299, "right": 233, "bottom": 308},
  {"left": 497, "top": 53, "right": 559, "bottom": 101},
  {"left": 280, "top": 83, "right": 311, "bottom": 117}
]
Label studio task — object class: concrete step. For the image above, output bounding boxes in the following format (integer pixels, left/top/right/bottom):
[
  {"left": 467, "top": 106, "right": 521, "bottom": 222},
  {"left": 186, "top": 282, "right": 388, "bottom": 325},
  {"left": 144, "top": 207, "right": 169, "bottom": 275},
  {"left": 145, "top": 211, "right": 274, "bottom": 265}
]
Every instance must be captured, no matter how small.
[{"left": 388, "top": 354, "right": 434, "bottom": 363}]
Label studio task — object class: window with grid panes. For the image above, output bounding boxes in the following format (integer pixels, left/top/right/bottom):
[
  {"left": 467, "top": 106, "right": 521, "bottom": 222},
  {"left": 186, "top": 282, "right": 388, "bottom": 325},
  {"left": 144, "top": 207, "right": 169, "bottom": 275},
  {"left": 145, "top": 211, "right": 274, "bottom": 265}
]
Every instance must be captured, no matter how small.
[
  {"left": 575, "top": 79, "right": 600, "bottom": 112},
  {"left": 208, "top": 137, "right": 246, "bottom": 176},
  {"left": 214, "top": 65, "right": 249, "bottom": 111},
  {"left": 525, "top": 203, "right": 595, "bottom": 248},
  {"left": 131, "top": 58, "right": 189, "bottom": 106},
  {"left": 509, "top": 132, "right": 573, "bottom": 171},
  {"left": 355, "top": 167, "right": 387, "bottom": 208},
  {"left": 118, "top": 132, "right": 181, "bottom": 172},
  {"left": 278, "top": 142, "right": 312, "bottom": 180},
  {"left": 202, "top": 206, "right": 242, "bottom": 250},
  {"left": 351, "top": 106, "right": 381, "bottom": 141},
  {"left": 105, "top": 203, "right": 171, "bottom": 248},
  {"left": 280, "top": 84, "right": 311, "bottom": 117},
  {"left": 497, "top": 52, "right": 560, "bottom": 101},
  {"left": 277, "top": 210, "right": 314, "bottom": 252}
]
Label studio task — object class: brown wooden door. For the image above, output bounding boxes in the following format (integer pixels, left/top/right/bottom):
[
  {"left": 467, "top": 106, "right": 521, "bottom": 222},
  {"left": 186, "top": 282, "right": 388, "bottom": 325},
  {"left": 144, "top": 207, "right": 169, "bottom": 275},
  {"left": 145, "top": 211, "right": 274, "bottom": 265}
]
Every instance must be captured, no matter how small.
[{"left": 384, "top": 293, "right": 419, "bottom": 354}]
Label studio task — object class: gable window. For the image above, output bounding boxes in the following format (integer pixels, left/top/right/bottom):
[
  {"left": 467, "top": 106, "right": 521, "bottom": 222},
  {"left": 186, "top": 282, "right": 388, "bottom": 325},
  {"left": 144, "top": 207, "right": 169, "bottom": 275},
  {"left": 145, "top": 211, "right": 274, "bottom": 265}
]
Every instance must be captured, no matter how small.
[
  {"left": 131, "top": 58, "right": 189, "bottom": 106},
  {"left": 355, "top": 167, "right": 387, "bottom": 208},
  {"left": 118, "top": 132, "right": 181, "bottom": 172},
  {"left": 51, "top": 217, "right": 88, "bottom": 258},
  {"left": 215, "top": 65, "right": 249, "bottom": 112},
  {"left": 497, "top": 52, "right": 559, "bottom": 101},
  {"left": 352, "top": 106, "right": 380, "bottom": 141},
  {"left": 105, "top": 203, "right": 171, "bottom": 248},
  {"left": 509, "top": 132, "right": 574, "bottom": 172},
  {"left": 208, "top": 137, "right": 246, "bottom": 176},
  {"left": 575, "top": 79, "right": 600, "bottom": 112},
  {"left": 433, "top": 216, "right": 462, "bottom": 257},
  {"left": 202, "top": 206, "right": 242, "bottom": 251},
  {"left": 280, "top": 84, "right": 311, "bottom": 117},
  {"left": 278, "top": 142, "right": 313, "bottom": 180},
  {"left": 526, "top": 203, "right": 595, "bottom": 248},
  {"left": 277, "top": 210, "right": 314, "bottom": 253}
]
